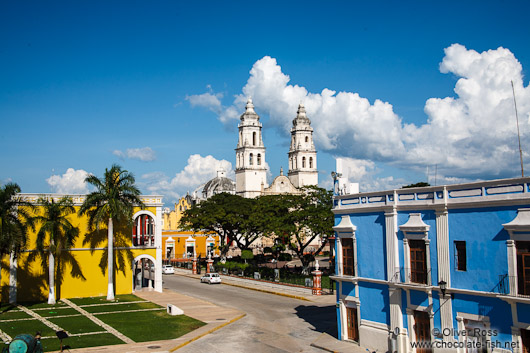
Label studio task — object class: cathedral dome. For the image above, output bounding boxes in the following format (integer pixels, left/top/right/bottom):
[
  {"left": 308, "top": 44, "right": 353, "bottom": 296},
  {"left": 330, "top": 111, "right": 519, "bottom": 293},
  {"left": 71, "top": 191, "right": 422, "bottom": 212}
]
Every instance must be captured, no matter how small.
[{"left": 195, "top": 170, "right": 236, "bottom": 200}]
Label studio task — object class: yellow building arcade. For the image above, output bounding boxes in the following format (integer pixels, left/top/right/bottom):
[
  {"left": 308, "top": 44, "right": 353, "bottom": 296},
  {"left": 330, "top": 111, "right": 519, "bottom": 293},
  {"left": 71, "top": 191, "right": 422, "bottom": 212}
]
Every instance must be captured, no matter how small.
[{"left": 0, "top": 193, "right": 163, "bottom": 303}]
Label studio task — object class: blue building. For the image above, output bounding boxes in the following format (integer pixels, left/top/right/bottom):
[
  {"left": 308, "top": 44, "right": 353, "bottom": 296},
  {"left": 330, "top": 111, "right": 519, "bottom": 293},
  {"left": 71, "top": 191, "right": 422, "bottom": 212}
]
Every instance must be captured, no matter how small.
[{"left": 331, "top": 177, "right": 530, "bottom": 353}]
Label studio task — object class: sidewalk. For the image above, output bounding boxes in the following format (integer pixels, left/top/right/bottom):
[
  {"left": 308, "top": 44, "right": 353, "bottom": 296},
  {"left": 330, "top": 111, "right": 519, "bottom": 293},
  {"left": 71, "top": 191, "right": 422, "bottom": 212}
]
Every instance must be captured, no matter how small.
[{"left": 174, "top": 268, "right": 335, "bottom": 304}]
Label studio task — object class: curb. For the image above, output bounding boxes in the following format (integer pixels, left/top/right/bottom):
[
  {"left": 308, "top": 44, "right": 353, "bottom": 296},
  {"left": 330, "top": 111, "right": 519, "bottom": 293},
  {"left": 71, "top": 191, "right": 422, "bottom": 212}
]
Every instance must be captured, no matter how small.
[
  {"left": 175, "top": 271, "right": 311, "bottom": 302},
  {"left": 169, "top": 313, "right": 246, "bottom": 351},
  {"left": 221, "top": 281, "right": 311, "bottom": 302}
]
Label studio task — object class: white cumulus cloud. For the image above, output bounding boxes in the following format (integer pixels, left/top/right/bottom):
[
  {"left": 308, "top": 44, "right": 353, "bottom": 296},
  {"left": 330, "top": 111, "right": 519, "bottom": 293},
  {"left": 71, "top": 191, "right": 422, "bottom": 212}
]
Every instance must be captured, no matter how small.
[
  {"left": 140, "top": 154, "right": 234, "bottom": 203},
  {"left": 202, "top": 45, "right": 530, "bottom": 181},
  {"left": 47, "top": 168, "right": 90, "bottom": 194},
  {"left": 113, "top": 147, "right": 156, "bottom": 162}
]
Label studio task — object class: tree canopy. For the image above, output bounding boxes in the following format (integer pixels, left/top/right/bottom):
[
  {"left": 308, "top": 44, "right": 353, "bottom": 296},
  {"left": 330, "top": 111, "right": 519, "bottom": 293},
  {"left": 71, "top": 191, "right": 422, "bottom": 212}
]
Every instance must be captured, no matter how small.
[
  {"left": 181, "top": 187, "right": 333, "bottom": 271},
  {"left": 0, "top": 182, "right": 35, "bottom": 257}
]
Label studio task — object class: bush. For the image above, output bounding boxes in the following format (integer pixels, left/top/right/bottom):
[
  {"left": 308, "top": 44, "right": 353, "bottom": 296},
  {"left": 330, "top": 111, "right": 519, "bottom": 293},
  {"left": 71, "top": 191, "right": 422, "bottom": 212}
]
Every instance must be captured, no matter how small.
[
  {"left": 278, "top": 253, "right": 292, "bottom": 261},
  {"left": 263, "top": 247, "right": 273, "bottom": 254},
  {"left": 241, "top": 249, "right": 254, "bottom": 261}
]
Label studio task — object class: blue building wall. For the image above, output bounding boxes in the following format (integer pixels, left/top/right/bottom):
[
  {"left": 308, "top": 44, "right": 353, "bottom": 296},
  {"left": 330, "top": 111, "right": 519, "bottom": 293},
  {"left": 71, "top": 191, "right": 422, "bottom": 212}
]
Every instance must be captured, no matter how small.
[
  {"left": 332, "top": 179, "right": 530, "bottom": 351},
  {"left": 517, "top": 303, "right": 530, "bottom": 325},
  {"left": 451, "top": 293, "right": 513, "bottom": 343},
  {"left": 351, "top": 213, "right": 386, "bottom": 280},
  {"left": 448, "top": 207, "right": 515, "bottom": 292},
  {"left": 358, "top": 282, "right": 390, "bottom": 325}
]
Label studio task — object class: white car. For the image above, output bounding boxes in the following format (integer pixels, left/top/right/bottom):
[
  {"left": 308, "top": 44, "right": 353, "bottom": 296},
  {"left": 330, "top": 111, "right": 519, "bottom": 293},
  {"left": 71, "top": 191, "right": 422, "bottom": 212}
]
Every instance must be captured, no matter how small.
[
  {"left": 200, "top": 273, "right": 221, "bottom": 284},
  {"left": 162, "top": 265, "right": 175, "bottom": 274}
]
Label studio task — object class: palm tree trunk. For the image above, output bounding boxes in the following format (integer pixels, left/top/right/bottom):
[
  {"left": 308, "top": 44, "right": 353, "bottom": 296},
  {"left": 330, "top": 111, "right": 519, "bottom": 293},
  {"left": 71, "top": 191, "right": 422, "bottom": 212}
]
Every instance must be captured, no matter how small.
[
  {"left": 48, "top": 249, "right": 56, "bottom": 305},
  {"left": 107, "top": 217, "right": 115, "bottom": 300}
]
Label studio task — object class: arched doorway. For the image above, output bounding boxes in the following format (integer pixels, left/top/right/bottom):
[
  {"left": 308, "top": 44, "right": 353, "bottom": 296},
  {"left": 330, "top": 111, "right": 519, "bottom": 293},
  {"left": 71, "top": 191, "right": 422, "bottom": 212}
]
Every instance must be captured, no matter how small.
[{"left": 133, "top": 255, "right": 156, "bottom": 291}]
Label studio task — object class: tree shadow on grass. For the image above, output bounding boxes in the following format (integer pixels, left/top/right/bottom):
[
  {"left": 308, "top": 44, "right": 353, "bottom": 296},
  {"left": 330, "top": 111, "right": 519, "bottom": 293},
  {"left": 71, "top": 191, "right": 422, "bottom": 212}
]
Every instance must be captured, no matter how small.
[{"left": 294, "top": 304, "right": 337, "bottom": 335}]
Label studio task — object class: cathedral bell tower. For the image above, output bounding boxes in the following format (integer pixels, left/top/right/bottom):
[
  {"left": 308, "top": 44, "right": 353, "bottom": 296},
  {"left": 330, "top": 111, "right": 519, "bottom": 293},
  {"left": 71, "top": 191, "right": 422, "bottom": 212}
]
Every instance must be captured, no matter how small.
[
  {"left": 288, "top": 103, "right": 318, "bottom": 188},
  {"left": 235, "top": 98, "right": 268, "bottom": 198}
]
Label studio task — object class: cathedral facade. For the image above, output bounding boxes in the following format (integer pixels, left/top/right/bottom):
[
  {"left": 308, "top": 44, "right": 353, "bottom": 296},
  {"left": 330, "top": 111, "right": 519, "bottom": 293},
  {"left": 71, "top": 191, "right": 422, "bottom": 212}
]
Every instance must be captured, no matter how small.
[{"left": 235, "top": 98, "right": 318, "bottom": 198}]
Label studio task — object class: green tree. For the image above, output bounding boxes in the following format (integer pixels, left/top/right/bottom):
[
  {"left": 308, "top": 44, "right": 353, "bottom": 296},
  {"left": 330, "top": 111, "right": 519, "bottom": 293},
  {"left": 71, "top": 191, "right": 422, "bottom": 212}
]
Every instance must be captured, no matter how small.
[
  {"left": 0, "top": 183, "right": 35, "bottom": 303},
  {"left": 78, "top": 164, "right": 144, "bottom": 300},
  {"left": 34, "top": 196, "right": 83, "bottom": 304},
  {"left": 181, "top": 193, "right": 247, "bottom": 259},
  {"left": 272, "top": 187, "right": 334, "bottom": 273},
  {"left": 241, "top": 249, "right": 254, "bottom": 264},
  {"left": 0, "top": 183, "right": 35, "bottom": 257}
]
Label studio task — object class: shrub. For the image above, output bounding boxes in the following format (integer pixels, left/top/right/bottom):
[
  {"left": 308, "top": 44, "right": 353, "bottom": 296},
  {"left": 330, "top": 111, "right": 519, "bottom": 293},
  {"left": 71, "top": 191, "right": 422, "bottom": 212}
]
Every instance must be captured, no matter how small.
[{"left": 278, "top": 253, "right": 292, "bottom": 261}]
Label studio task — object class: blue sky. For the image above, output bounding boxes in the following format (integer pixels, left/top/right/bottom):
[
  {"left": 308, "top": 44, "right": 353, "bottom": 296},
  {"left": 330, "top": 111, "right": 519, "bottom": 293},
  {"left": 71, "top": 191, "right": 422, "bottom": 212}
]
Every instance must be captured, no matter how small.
[{"left": 2, "top": 1, "right": 530, "bottom": 205}]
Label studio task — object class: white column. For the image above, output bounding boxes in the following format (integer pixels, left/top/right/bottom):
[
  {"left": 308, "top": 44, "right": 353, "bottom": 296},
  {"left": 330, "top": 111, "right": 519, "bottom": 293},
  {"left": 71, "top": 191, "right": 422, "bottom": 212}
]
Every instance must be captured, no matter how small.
[
  {"left": 507, "top": 240, "right": 517, "bottom": 295},
  {"left": 386, "top": 209, "right": 406, "bottom": 352},
  {"left": 9, "top": 252, "right": 17, "bottom": 304},
  {"left": 385, "top": 209, "right": 399, "bottom": 281},
  {"left": 435, "top": 209, "right": 451, "bottom": 287},
  {"left": 155, "top": 206, "right": 163, "bottom": 293}
]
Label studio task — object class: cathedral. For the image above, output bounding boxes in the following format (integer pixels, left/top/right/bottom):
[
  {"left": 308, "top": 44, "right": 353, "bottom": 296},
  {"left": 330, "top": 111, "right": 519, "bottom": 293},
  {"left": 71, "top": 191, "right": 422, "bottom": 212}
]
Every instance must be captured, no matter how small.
[{"left": 187, "top": 98, "right": 318, "bottom": 204}]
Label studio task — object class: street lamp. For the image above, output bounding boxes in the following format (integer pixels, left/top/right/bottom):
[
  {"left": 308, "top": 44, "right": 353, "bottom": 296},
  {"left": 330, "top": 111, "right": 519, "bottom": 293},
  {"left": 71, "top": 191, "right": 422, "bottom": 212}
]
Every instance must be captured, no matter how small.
[{"left": 439, "top": 280, "right": 447, "bottom": 297}]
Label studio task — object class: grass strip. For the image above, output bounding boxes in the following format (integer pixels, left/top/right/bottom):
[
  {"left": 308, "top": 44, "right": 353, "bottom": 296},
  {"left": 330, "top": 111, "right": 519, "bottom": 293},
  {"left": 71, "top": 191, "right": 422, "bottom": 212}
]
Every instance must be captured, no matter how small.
[
  {"left": 38, "top": 307, "right": 79, "bottom": 318},
  {"left": 48, "top": 316, "right": 104, "bottom": 334},
  {"left": 1, "top": 319, "right": 56, "bottom": 339},
  {"left": 69, "top": 294, "right": 142, "bottom": 306},
  {"left": 40, "top": 332, "right": 124, "bottom": 352},
  {"left": 83, "top": 302, "right": 161, "bottom": 314},
  {"left": 0, "top": 307, "right": 31, "bottom": 321},
  {"left": 96, "top": 310, "right": 205, "bottom": 342}
]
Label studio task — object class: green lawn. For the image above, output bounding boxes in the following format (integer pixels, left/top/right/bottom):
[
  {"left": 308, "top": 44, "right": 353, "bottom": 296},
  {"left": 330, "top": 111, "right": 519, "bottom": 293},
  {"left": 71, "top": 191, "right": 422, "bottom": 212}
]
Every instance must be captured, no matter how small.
[
  {"left": 0, "top": 306, "right": 31, "bottom": 321},
  {"left": 37, "top": 307, "right": 80, "bottom": 318},
  {"left": 1, "top": 294, "right": 205, "bottom": 352},
  {"left": 69, "top": 294, "right": 142, "bottom": 306},
  {"left": 82, "top": 301, "right": 162, "bottom": 314},
  {"left": 96, "top": 310, "right": 205, "bottom": 342},
  {"left": 48, "top": 316, "right": 103, "bottom": 334},
  {"left": 40, "top": 333, "right": 124, "bottom": 352},
  {"left": 2, "top": 319, "right": 56, "bottom": 338}
]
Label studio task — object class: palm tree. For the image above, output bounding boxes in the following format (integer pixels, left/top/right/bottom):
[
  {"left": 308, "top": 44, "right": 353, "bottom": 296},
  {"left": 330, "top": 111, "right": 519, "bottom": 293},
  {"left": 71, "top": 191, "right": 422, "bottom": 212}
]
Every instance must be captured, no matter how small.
[
  {"left": 78, "top": 164, "right": 144, "bottom": 300},
  {"left": 0, "top": 183, "right": 35, "bottom": 303},
  {"left": 34, "top": 196, "right": 79, "bottom": 304}
]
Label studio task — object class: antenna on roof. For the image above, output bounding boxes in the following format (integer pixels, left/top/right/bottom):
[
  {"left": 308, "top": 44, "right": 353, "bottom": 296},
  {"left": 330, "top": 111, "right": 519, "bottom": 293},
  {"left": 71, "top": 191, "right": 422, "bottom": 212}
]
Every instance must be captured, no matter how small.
[{"left": 512, "top": 80, "right": 525, "bottom": 177}]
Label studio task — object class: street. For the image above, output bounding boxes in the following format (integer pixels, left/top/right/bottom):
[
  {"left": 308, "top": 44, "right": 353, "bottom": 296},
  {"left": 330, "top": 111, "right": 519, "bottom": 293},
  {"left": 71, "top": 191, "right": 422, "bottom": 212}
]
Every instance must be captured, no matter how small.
[{"left": 162, "top": 274, "right": 337, "bottom": 352}]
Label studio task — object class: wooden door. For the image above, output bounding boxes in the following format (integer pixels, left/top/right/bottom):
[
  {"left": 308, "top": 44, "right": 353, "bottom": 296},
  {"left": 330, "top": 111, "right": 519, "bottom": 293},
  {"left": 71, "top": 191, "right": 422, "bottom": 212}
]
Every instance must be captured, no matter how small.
[
  {"left": 410, "top": 240, "right": 427, "bottom": 284},
  {"left": 342, "top": 238, "right": 354, "bottom": 276},
  {"left": 517, "top": 242, "right": 530, "bottom": 295},
  {"left": 346, "top": 307, "right": 359, "bottom": 342},
  {"left": 522, "top": 329, "right": 530, "bottom": 353},
  {"left": 414, "top": 311, "right": 432, "bottom": 353}
]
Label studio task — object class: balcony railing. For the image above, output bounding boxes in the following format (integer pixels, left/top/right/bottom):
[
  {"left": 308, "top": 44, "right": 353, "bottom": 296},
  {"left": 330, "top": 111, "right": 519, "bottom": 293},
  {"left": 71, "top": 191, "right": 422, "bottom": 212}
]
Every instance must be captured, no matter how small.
[
  {"left": 496, "top": 274, "right": 530, "bottom": 298},
  {"left": 391, "top": 267, "right": 431, "bottom": 286}
]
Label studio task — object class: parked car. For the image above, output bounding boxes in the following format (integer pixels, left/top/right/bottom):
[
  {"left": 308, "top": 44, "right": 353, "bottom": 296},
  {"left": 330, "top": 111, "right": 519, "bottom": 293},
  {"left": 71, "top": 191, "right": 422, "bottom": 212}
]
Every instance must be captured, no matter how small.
[
  {"left": 200, "top": 273, "right": 221, "bottom": 284},
  {"left": 162, "top": 265, "right": 175, "bottom": 274}
]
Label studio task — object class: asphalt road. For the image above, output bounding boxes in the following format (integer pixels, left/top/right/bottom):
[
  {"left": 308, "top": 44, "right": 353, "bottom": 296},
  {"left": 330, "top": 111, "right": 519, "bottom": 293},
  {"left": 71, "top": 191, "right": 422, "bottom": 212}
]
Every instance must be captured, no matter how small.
[{"left": 162, "top": 274, "right": 337, "bottom": 352}]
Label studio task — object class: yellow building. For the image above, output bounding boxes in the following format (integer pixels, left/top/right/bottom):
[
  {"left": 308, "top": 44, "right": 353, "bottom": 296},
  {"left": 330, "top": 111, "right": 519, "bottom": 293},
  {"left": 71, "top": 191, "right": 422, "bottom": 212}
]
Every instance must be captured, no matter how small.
[
  {"left": 162, "top": 194, "right": 193, "bottom": 230},
  {"left": 162, "top": 230, "right": 219, "bottom": 260},
  {"left": 0, "top": 193, "right": 163, "bottom": 303}
]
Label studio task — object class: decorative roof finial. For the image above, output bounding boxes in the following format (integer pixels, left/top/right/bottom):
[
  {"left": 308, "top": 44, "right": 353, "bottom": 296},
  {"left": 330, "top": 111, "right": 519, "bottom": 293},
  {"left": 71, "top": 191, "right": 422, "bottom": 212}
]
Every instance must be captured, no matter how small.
[
  {"left": 245, "top": 97, "right": 255, "bottom": 113},
  {"left": 280, "top": 167, "right": 284, "bottom": 176}
]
